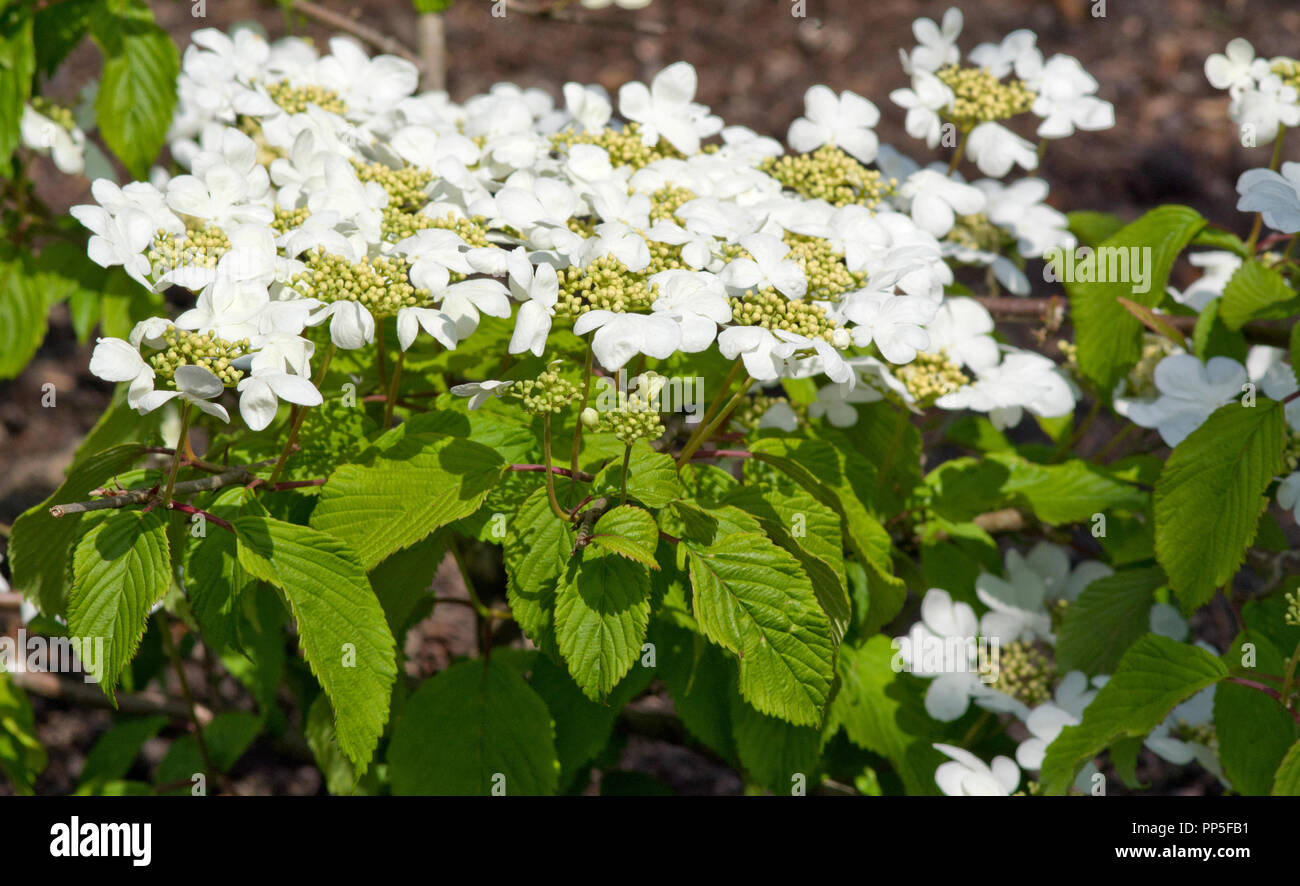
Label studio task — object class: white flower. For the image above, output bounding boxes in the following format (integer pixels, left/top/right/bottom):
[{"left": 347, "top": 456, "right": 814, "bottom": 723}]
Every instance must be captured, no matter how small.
[
  {"left": 968, "top": 29, "right": 1038, "bottom": 79},
  {"left": 788, "top": 86, "right": 880, "bottom": 163},
  {"left": 649, "top": 270, "right": 731, "bottom": 351},
  {"left": 20, "top": 104, "right": 86, "bottom": 175},
  {"left": 720, "top": 233, "right": 807, "bottom": 299},
  {"left": 808, "top": 379, "right": 883, "bottom": 426},
  {"left": 922, "top": 297, "right": 999, "bottom": 371},
  {"left": 1023, "top": 55, "right": 1115, "bottom": 139},
  {"left": 236, "top": 370, "right": 322, "bottom": 431},
  {"left": 506, "top": 248, "right": 560, "bottom": 357},
  {"left": 563, "top": 82, "right": 613, "bottom": 133},
  {"left": 938, "top": 350, "right": 1075, "bottom": 429},
  {"left": 1144, "top": 685, "right": 1223, "bottom": 782},
  {"left": 92, "top": 336, "right": 231, "bottom": 423},
  {"left": 976, "top": 178, "right": 1074, "bottom": 258},
  {"left": 975, "top": 544, "right": 1072, "bottom": 644},
  {"left": 965, "top": 121, "right": 1038, "bottom": 178},
  {"left": 1168, "top": 251, "right": 1242, "bottom": 312},
  {"left": 906, "top": 8, "right": 963, "bottom": 74},
  {"left": 933, "top": 744, "right": 1020, "bottom": 796},
  {"left": 1015, "top": 671, "right": 1101, "bottom": 771},
  {"left": 843, "top": 292, "right": 934, "bottom": 364},
  {"left": 1119, "top": 354, "right": 1247, "bottom": 446},
  {"left": 307, "top": 301, "right": 376, "bottom": 350},
  {"left": 618, "top": 62, "right": 721, "bottom": 155},
  {"left": 572, "top": 310, "right": 681, "bottom": 371},
  {"left": 1236, "top": 162, "right": 1300, "bottom": 234},
  {"left": 1205, "top": 38, "right": 1270, "bottom": 97},
  {"left": 889, "top": 71, "right": 954, "bottom": 149},
  {"left": 1231, "top": 75, "right": 1300, "bottom": 146},
  {"left": 898, "top": 170, "right": 986, "bottom": 237},
  {"left": 451, "top": 379, "right": 514, "bottom": 410},
  {"left": 717, "top": 325, "right": 797, "bottom": 381},
  {"left": 69, "top": 205, "right": 155, "bottom": 287},
  {"left": 895, "top": 589, "right": 992, "bottom": 722}
]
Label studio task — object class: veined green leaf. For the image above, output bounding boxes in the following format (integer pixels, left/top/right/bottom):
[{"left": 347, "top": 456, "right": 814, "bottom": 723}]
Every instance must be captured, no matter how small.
[
  {"left": 588, "top": 505, "right": 659, "bottom": 568},
  {"left": 554, "top": 549, "right": 651, "bottom": 700}
]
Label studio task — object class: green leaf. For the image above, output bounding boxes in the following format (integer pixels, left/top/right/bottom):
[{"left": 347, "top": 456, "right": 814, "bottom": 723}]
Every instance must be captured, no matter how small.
[
  {"left": 0, "top": 257, "right": 49, "bottom": 379},
  {"left": 1190, "top": 227, "right": 1251, "bottom": 258},
  {"left": 988, "top": 452, "right": 1148, "bottom": 524},
  {"left": 651, "top": 618, "right": 736, "bottom": 758},
  {"left": 1154, "top": 400, "right": 1286, "bottom": 614},
  {"left": 233, "top": 516, "right": 396, "bottom": 770},
  {"left": 731, "top": 696, "right": 823, "bottom": 794},
  {"left": 588, "top": 505, "right": 659, "bottom": 568},
  {"left": 0, "top": 6, "right": 34, "bottom": 173},
  {"left": 77, "top": 715, "right": 168, "bottom": 789},
  {"left": 88, "top": 1, "right": 178, "bottom": 178},
  {"left": 1040, "top": 635, "right": 1227, "bottom": 795},
  {"left": 592, "top": 441, "right": 682, "bottom": 508},
  {"left": 184, "top": 494, "right": 257, "bottom": 654},
  {"left": 830, "top": 636, "right": 945, "bottom": 795},
  {"left": 1273, "top": 739, "right": 1300, "bottom": 796},
  {"left": 1056, "top": 566, "right": 1165, "bottom": 675},
  {"left": 1214, "top": 633, "right": 1298, "bottom": 795},
  {"left": 388, "top": 659, "right": 559, "bottom": 795},
  {"left": 1218, "top": 259, "right": 1300, "bottom": 329},
  {"left": 503, "top": 486, "right": 573, "bottom": 656},
  {"left": 530, "top": 655, "right": 655, "bottom": 790},
  {"left": 69, "top": 510, "right": 171, "bottom": 699},
  {"left": 687, "top": 532, "right": 834, "bottom": 727},
  {"left": 554, "top": 549, "right": 651, "bottom": 700},
  {"left": 34, "top": 0, "right": 95, "bottom": 77},
  {"left": 310, "top": 432, "right": 506, "bottom": 570},
  {"left": 1066, "top": 210, "right": 1124, "bottom": 248},
  {"left": 0, "top": 672, "right": 46, "bottom": 795},
  {"left": 1192, "top": 297, "right": 1247, "bottom": 363},
  {"left": 1067, "top": 205, "right": 1206, "bottom": 393}
]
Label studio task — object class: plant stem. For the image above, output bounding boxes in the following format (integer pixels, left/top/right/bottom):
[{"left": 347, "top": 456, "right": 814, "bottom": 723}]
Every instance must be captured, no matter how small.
[
  {"left": 1281, "top": 639, "right": 1300, "bottom": 711},
  {"left": 383, "top": 350, "right": 405, "bottom": 428},
  {"left": 1247, "top": 125, "right": 1288, "bottom": 254},
  {"left": 947, "top": 127, "right": 970, "bottom": 176},
  {"left": 676, "top": 382, "right": 752, "bottom": 469},
  {"left": 569, "top": 336, "right": 594, "bottom": 500},
  {"left": 619, "top": 442, "right": 632, "bottom": 505},
  {"left": 679, "top": 357, "right": 743, "bottom": 465},
  {"left": 159, "top": 619, "right": 216, "bottom": 790},
  {"left": 541, "top": 414, "right": 570, "bottom": 521},
  {"left": 269, "top": 342, "right": 335, "bottom": 485},
  {"left": 162, "top": 403, "right": 193, "bottom": 505}
]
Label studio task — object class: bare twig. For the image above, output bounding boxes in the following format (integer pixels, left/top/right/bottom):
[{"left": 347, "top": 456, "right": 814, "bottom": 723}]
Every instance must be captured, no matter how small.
[
  {"left": 289, "top": 0, "right": 421, "bottom": 67},
  {"left": 48, "top": 459, "right": 284, "bottom": 518},
  {"left": 11, "top": 670, "right": 214, "bottom": 726},
  {"left": 417, "top": 12, "right": 447, "bottom": 92},
  {"left": 504, "top": 0, "right": 667, "bottom": 35}
]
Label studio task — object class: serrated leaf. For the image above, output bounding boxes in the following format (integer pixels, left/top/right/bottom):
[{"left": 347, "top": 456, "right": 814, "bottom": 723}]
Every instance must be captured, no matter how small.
[
  {"left": 554, "top": 549, "right": 651, "bottom": 700},
  {"left": 731, "top": 695, "right": 823, "bottom": 794},
  {"left": 1273, "top": 739, "right": 1300, "bottom": 796},
  {"left": 1067, "top": 205, "right": 1206, "bottom": 393},
  {"left": 503, "top": 486, "right": 573, "bottom": 655},
  {"left": 687, "top": 532, "right": 834, "bottom": 727},
  {"left": 89, "top": 1, "right": 178, "bottom": 178},
  {"left": 1218, "top": 259, "right": 1299, "bottom": 329},
  {"left": 829, "top": 636, "right": 945, "bottom": 795},
  {"left": 388, "top": 659, "right": 559, "bottom": 795},
  {"left": 1067, "top": 210, "right": 1124, "bottom": 248},
  {"left": 592, "top": 441, "right": 682, "bottom": 508},
  {"left": 1056, "top": 566, "right": 1165, "bottom": 675},
  {"left": 1154, "top": 400, "right": 1286, "bottom": 614},
  {"left": 0, "top": 257, "right": 49, "bottom": 379},
  {"left": 1192, "top": 297, "right": 1247, "bottom": 363},
  {"left": 988, "top": 452, "right": 1148, "bottom": 524},
  {"left": 1214, "top": 633, "right": 1297, "bottom": 795},
  {"left": 69, "top": 510, "right": 170, "bottom": 699},
  {"left": 1039, "top": 634, "right": 1227, "bottom": 795},
  {"left": 0, "top": 672, "right": 46, "bottom": 795},
  {"left": 310, "top": 432, "right": 506, "bottom": 570},
  {"left": 589, "top": 505, "right": 659, "bottom": 568},
  {"left": 233, "top": 516, "right": 396, "bottom": 770},
  {"left": 0, "top": 6, "right": 34, "bottom": 173}
]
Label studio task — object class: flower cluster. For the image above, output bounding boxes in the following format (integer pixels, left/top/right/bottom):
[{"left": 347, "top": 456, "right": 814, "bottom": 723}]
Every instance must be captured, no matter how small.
[
  {"left": 899, "top": 543, "right": 1223, "bottom": 796},
  {"left": 71, "top": 11, "right": 1107, "bottom": 438}
]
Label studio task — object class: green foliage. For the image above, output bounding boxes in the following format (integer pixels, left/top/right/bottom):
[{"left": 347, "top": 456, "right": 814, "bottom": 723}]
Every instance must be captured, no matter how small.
[
  {"left": 1218, "top": 259, "right": 1300, "bottom": 329},
  {"left": 1056, "top": 567, "right": 1165, "bottom": 675},
  {"left": 554, "top": 548, "right": 651, "bottom": 701},
  {"left": 1154, "top": 400, "right": 1287, "bottom": 614}
]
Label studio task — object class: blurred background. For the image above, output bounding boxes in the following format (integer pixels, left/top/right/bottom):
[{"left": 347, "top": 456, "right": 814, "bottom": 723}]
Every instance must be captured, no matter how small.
[{"left": 4, "top": 0, "right": 1300, "bottom": 794}]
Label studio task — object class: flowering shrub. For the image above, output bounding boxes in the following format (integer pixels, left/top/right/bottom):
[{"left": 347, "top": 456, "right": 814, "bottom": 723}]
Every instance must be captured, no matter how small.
[{"left": 3, "top": 3, "right": 1300, "bottom": 797}]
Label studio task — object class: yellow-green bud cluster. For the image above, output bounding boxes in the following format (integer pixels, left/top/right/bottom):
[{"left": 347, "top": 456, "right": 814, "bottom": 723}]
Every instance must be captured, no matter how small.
[
  {"left": 1282, "top": 431, "right": 1300, "bottom": 474},
  {"left": 290, "top": 248, "right": 427, "bottom": 318},
  {"left": 148, "top": 325, "right": 248, "bottom": 389},
  {"left": 981, "top": 640, "right": 1056, "bottom": 707},
  {"left": 352, "top": 159, "right": 432, "bottom": 211},
  {"left": 732, "top": 395, "right": 802, "bottom": 432},
  {"left": 512, "top": 368, "right": 581, "bottom": 415},
  {"left": 728, "top": 288, "right": 837, "bottom": 341},
  {"left": 645, "top": 238, "right": 690, "bottom": 274},
  {"left": 551, "top": 123, "right": 682, "bottom": 169},
  {"left": 264, "top": 80, "right": 348, "bottom": 115},
  {"left": 586, "top": 377, "right": 666, "bottom": 443},
  {"left": 935, "top": 65, "right": 1036, "bottom": 126},
  {"left": 893, "top": 351, "right": 969, "bottom": 404},
  {"left": 556, "top": 255, "right": 656, "bottom": 316},
  {"left": 649, "top": 185, "right": 697, "bottom": 222},
  {"left": 147, "top": 226, "right": 231, "bottom": 278},
  {"left": 1285, "top": 589, "right": 1300, "bottom": 628},
  {"left": 1125, "top": 334, "right": 1179, "bottom": 399},
  {"left": 1049, "top": 598, "right": 1070, "bottom": 634},
  {"left": 784, "top": 233, "right": 865, "bottom": 299},
  {"left": 947, "top": 212, "right": 1005, "bottom": 253},
  {"left": 761, "top": 145, "right": 894, "bottom": 208},
  {"left": 1272, "top": 58, "right": 1300, "bottom": 92},
  {"left": 595, "top": 407, "right": 664, "bottom": 444},
  {"left": 1173, "top": 721, "right": 1217, "bottom": 751},
  {"left": 273, "top": 205, "right": 312, "bottom": 234},
  {"left": 29, "top": 96, "right": 76, "bottom": 131}
]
